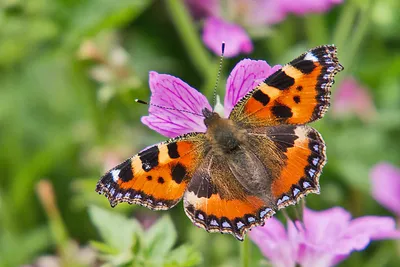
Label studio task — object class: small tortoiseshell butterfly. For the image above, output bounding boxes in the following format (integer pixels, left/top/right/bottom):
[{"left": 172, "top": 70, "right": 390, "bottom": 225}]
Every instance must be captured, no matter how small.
[{"left": 96, "top": 45, "right": 343, "bottom": 240}]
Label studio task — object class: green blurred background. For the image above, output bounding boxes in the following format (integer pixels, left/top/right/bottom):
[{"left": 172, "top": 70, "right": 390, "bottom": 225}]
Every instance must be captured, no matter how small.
[{"left": 0, "top": 0, "right": 399, "bottom": 266}]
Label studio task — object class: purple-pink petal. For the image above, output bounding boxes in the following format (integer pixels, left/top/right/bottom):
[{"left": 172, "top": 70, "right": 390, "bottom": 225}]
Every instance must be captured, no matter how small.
[
  {"left": 295, "top": 207, "right": 352, "bottom": 267},
  {"left": 141, "top": 71, "right": 211, "bottom": 138},
  {"left": 280, "top": 0, "right": 343, "bottom": 15},
  {"left": 185, "top": 0, "right": 219, "bottom": 19},
  {"left": 251, "top": 207, "right": 400, "bottom": 267},
  {"left": 297, "top": 244, "right": 336, "bottom": 267},
  {"left": 347, "top": 216, "right": 400, "bottom": 244},
  {"left": 296, "top": 207, "right": 400, "bottom": 266},
  {"left": 330, "top": 216, "right": 400, "bottom": 265},
  {"left": 371, "top": 162, "right": 400, "bottom": 217},
  {"left": 224, "top": 59, "right": 281, "bottom": 116},
  {"left": 298, "top": 207, "right": 352, "bottom": 252},
  {"left": 331, "top": 77, "right": 376, "bottom": 121},
  {"left": 229, "top": 0, "right": 287, "bottom": 26},
  {"left": 202, "top": 17, "right": 253, "bottom": 58},
  {"left": 249, "top": 217, "right": 298, "bottom": 267}
]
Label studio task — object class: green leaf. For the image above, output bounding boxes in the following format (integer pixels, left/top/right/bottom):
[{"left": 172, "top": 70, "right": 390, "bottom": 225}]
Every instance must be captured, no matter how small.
[
  {"left": 90, "top": 240, "right": 120, "bottom": 255},
  {"left": 0, "top": 16, "right": 59, "bottom": 66},
  {"left": 65, "top": 0, "right": 153, "bottom": 46},
  {"left": 144, "top": 215, "right": 177, "bottom": 260},
  {"left": 88, "top": 205, "right": 142, "bottom": 252},
  {"left": 336, "top": 160, "right": 371, "bottom": 193},
  {"left": 0, "top": 226, "right": 51, "bottom": 267},
  {"left": 164, "top": 245, "right": 203, "bottom": 267}
]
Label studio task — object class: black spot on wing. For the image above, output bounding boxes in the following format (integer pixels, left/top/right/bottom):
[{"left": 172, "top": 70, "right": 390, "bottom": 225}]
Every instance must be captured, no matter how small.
[
  {"left": 100, "top": 172, "right": 113, "bottom": 185},
  {"left": 185, "top": 204, "right": 195, "bottom": 214},
  {"left": 252, "top": 90, "right": 270, "bottom": 106},
  {"left": 293, "top": 96, "right": 301, "bottom": 104},
  {"left": 167, "top": 142, "right": 180, "bottom": 159},
  {"left": 271, "top": 103, "right": 293, "bottom": 119},
  {"left": 265, "top": 70, "right": 295, "bottom": 90},
  {"left": 188, "top": 171, "right": 215, "bottom": 198},
  {"left": 171, "top": 163, "right": 187, "bottom": 184},
  {"left": 138, "top": 145, "right": 159, "bottom": 172},
  {"left": 267, "top": 125, "right": 298, "bottom": 153},
  {"left": 158, "top": 177, "right": 165, "bottom": 184},
  {"left": 292, "top": 60, "right": 316, "bottom": 74},
  {"left": 118, "top": 159, "right": 134, "bottom": 182},
  {"left": 307, "top": 130, "right": 318, "bottom": 140}
]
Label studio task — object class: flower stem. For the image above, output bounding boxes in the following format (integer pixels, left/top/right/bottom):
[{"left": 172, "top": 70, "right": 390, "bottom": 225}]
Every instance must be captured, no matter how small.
[
  {"left": 263, "top": 19, "right": 296, "bottom": 63},
  {"left": 344, "top": 0, "right": 374, "bottom": 71},
  {"left": 241, "top": 237, "right": 251, "bottom": 267},
  {"left": 332, "top": 1, "right": 358, "bottom": 49},
  {"left": 304, "top": 14, "right": 328, "bottom": 46},
  {"left": 165, "top": 0, "right": 214, "bottom": 81},
  {"left": 0, "top": 189, "right": 16, "bottom": 233},
  {"left": 36, "top": 180, "right": 70, "bottom": 261},
  {"left": 333, "top": 0, "right": 374, "bottom": 88}
]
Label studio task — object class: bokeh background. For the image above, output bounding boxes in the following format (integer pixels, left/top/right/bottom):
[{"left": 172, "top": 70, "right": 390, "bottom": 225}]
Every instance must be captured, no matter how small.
[{"left": 0, "top": 0, "right": 399, "bottom": 266}]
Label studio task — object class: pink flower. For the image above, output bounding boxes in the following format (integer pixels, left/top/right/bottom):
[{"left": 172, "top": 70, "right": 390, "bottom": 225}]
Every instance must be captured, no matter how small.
[
  {"left": 186, "top": 0, "right": 285, "bottom": 57},
  {"left": 185, "top": 0, "right": 219, "bottom": 19},
  {"left": 371, "top": 162, "right": 400, "bottom": 217},
  {"left": 281, "top": 0, "right": 343, "bottom": 15},
  {"left": 186, "top": 0, "right": 286, "bottom": 26},
  {"left": 250, "top": 207, "right": 400, "bottom": 267},
  {"left": 202, "top": 17, "right": 253, "bottom": 58},
  {"left": 331, "top": 77, "right": 376, "bottom": 121},
  {"left": 250, "top": 218, "right": 300, "bottom": 267},
  {"left": 141, "top": 59, "right": 280, "bottom": 138},
  {"left": 186, "top": 0, "right": 344, "bottom": 57}
]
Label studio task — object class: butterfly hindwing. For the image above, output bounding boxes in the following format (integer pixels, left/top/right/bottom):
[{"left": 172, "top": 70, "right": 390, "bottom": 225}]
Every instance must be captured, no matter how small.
[
  {"left": 183, "top": 152, "right": 275, "bottom": 241},
  {"left": 229, "top": 45, "right": 343, "bottom": 126},
  {"left": 247, "top": 125, "right": 326, "bottom": 209},
  {"left": 96, "top": 133, "right": 207, "bottom": 210}
]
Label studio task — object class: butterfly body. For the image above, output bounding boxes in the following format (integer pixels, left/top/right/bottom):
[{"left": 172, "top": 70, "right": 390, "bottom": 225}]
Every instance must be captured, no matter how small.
[
  {"left": 96, "top": 45, "right": 343, "bottom": 240},
  {"left": 203, "top": 109, "right": 276, "bottom": 203}
]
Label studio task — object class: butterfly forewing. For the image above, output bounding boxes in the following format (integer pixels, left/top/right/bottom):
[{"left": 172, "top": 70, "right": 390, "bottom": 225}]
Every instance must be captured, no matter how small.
[
  {"left": 96, "top": 133, "right": 207, "bottom": 210},
  {"left": 229, "top": 45, "right": 343, "bottom": 127}
]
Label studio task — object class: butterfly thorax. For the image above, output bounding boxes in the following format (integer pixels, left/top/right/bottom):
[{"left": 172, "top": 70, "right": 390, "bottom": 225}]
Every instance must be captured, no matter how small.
[{"left": 202, "top": 108, "right": 246, "bottom": 155}]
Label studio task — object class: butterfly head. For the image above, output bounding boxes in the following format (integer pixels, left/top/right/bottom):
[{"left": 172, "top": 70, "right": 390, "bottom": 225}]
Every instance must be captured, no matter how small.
[{"left": 202, "top": 108, "right": 221, "bottom": 128}]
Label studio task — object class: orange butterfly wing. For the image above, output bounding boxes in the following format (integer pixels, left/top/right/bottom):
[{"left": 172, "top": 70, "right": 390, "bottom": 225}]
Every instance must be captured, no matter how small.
[
  {"left": 229, "top": 45, "right": 343, "bottom": 126},
  {"left": 96, "top": 133, "right": 207, "bottom": 210}
]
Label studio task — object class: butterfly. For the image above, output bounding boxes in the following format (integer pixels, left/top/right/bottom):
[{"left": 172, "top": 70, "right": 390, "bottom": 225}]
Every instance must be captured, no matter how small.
[{"left": 96, "top": 45, "right": 343, "bottom": 241}]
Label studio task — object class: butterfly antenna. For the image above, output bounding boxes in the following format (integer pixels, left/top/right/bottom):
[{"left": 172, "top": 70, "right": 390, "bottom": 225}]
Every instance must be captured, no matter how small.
[
  {"left": 135, "top": 99, "right": 203, "bottom": 117},
  {"left": 212, "top": 42, "right": 225, "bottom": 108}
]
